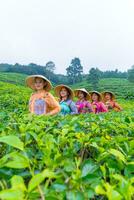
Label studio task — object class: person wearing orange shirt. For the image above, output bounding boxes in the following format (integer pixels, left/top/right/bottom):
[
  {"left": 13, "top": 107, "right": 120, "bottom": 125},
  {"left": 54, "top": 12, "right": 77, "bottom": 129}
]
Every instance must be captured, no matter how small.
[
  {"left": 102, "top": 91, "right": 122, "bottom": 112},
  {"left": 26, "top": 75, "right": 60, "bottom": 115}
]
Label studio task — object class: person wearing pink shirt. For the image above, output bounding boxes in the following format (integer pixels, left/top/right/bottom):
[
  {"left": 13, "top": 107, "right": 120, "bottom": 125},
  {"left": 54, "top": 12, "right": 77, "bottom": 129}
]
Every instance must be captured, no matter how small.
[
  {"left": 74, "top": 88, "right": 93, "bottom": 114},
  {"left": 90, "top": 91, "right": 108, "bottom": 114}
]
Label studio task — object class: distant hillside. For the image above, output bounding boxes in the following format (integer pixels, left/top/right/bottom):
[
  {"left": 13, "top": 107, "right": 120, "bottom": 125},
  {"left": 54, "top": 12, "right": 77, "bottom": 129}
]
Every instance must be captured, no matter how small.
[
  {"left": 71, "top": 78, "right": 134, "bottom": 99},
  {"left": 0, "top": 72, "right": 27, "bottom": 85},
  {"left": 0, "top": 72, "right": 133, "bottom": 99}
]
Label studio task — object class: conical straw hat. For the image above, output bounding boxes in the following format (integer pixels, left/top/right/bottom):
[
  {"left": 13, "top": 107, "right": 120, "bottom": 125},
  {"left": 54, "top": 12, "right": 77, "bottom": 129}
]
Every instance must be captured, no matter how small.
[
  {"left": 74, "top": 88, "right": 91, "bottom": 100},
  {"left": 54, "top": 84, "right": 74, "bottom": 99},
  {"left": 25, "top": 75, "right": 52, "bottom": 91}
]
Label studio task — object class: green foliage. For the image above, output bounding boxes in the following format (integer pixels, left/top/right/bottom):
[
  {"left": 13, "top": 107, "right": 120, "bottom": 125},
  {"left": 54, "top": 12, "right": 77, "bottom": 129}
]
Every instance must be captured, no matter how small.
[
  {"left": 72, "top": 78, "right": 134, "bottom": 99},
  {"left": 0, "top": 72, "right": 27, "bottom": 85},
  {"left": 87, "top": 68, "right": 101, "bottom": 89},
  {"left": 101, "top": 69, "right": 127, "bottom": 79},
  {"left": 0, "top": 62, "right": 132, "bottom": 87},
  {"left": 0, "top": 63, "right": 44, "bottom": 75},
  {"left": 66, "top": 58, "right": 83, "bottom": 84},
  {"left": 0, "top": 81, "right": 134, "bottom": 199},
  {"left": 45, "top": 61, "right": 56, "bottom": 73},
  {"left": 128, "top": 65, "right": 134, "bottom": 83},
  {"left": 0, "top": 63, "right": 60, "bottom": 84}
]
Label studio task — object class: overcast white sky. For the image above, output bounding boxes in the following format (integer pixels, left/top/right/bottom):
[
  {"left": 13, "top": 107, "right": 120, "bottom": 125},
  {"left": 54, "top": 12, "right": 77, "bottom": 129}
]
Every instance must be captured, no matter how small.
[{"left": 0, "top": 0, "right": 134, "bottom": 74}]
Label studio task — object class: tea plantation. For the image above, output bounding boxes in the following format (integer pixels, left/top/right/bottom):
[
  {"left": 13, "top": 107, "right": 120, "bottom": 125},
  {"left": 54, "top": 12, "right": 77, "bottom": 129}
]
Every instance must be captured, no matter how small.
[{"left": 0, "top": 74, "right": 134, "bottom": 200}]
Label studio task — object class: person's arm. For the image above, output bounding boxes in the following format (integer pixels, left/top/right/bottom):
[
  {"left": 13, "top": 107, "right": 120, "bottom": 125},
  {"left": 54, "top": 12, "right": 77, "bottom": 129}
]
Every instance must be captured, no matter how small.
[
  {"left": 100, "top": 102, "right": 108, "bottom": 112},
  {"left": 70, "top": 101, "right": 78, "bottom": 114},
  {"left": 91, "top": 102, "right": 98, "bottom": 113},
  {"left": 75, "top": 101, "right": 79, "bottom": 108},
  {"left": 86, "top": 102, "right": 93, "bottom": 112},
  {"left": 45, "top": 92, "right": 61, "bottom": 115},
  {"left": 114, "top": 102, "right": 123, "bottom": 111},
  {"left": 29, "top": 94, "right": 35, "bottom": 113}
]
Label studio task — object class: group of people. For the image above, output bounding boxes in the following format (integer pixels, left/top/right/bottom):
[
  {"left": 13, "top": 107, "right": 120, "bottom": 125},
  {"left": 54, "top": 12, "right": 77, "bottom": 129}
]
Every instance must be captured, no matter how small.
[{"left": 26, "top": 75, "right": 122, "bottom": 116}]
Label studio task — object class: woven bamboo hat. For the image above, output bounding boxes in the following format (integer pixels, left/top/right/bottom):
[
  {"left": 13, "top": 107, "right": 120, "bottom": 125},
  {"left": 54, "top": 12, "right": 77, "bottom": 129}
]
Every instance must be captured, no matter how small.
[
  {"left": 54, "top": 85, "right": 74, "bottom": 99},
  {"left": 102, "top": 91, "right": 115, "bottom": 100},
  {"left": 25, "top": 75, "right": 52, "bottom": 91},
  {"left": 90, "top": 91, "right": 102, "bottom": 101},
  {"left": 74, "top": 88, "right": 91, "bottom": 100}
]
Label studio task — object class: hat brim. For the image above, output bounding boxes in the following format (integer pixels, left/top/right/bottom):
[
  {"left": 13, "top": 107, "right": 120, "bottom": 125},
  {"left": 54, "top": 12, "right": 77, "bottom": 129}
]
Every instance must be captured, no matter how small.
[
  {"left": 25, "top": 75, "right": 52, "bottom": 91},
  {"left": 102, "top": 91, "right": 115, "bottom": 100},
  {"left": 74, "top": 89, "right": 91, "bottom": 100},
  {"left": 54, "top": 85, "right": 74, "bottom": 99},
  {"left": 90, "top": 91, "right": 102, "bottom": 101}
]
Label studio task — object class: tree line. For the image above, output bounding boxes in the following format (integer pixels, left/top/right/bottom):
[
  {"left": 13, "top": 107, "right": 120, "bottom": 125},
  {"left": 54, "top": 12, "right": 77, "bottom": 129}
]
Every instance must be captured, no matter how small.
[{"left": 0, "top": 58, "right": 133, "bottom": 85}]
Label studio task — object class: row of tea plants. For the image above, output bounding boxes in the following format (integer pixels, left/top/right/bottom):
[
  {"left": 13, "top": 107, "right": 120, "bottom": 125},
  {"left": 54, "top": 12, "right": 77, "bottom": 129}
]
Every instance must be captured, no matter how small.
[{"left": 0, "top": 81, "right": 134, "bottom": 200}]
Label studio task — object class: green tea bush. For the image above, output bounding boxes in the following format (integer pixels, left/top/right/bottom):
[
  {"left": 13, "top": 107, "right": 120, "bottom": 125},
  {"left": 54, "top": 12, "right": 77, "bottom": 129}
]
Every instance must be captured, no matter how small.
[{"left": 0, "top": 81, "right": 134, "bottom": 200}]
